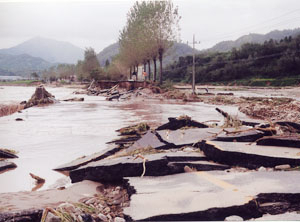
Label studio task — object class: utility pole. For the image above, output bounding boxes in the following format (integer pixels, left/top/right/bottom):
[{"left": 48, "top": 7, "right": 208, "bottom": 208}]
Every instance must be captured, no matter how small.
[
  {"left": 192, "top": 34, "right": 196, "bottom": 94},
  {"left": 187, "top": 35, "right": 200, "bottom": 94}
]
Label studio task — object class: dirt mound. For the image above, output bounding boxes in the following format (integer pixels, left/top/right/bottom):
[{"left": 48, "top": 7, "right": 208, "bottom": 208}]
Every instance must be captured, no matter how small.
[{"left": 24, "top": 85, "right": 56, "bottom": 109}]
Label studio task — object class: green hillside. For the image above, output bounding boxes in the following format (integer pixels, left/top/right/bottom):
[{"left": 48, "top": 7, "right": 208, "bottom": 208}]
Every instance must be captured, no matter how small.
[
  {"left": 208, "top": 28, "right": 300, "bottom": 52},
  {"left": 0, "top": 53, "right": 52, "bottom": 77},
  {"left": 164, "top": 34, "right": 300, "bottom": 85}
]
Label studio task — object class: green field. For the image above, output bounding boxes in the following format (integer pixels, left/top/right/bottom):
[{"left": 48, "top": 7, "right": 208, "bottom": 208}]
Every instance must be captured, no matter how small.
[{"left": 0, "top": 80, "right": 41, "bottom": 86}]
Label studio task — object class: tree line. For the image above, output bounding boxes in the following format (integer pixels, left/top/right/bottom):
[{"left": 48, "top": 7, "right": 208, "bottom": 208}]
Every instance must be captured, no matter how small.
[
  {"left": 117, "top": 0, "right": 180, "bottom": 84},
  {"left": 164, "top": 34, "right": 300, "bottom": 83},
  {"left": 41, "top": 47, "right": 126, "bottom": 82}
]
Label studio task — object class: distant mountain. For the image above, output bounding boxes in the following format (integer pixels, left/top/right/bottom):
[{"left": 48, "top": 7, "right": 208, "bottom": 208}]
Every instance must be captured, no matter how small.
[
  {"left": 0, "top": 53, "right": 52, "bottom": 76},
  {"left": 0, "top": 37, "right": 84, "bottom": 64},
  {"left": 163, "top": 42, "right": 199, "bottom": 65},
  {"left": 208, "top": 28, "right": 300, "bottom": 52},
  {"left": 97, "top": 42, "right": 197, "bottom": 66},
  {"left": 97, "top": 43, "right": 120, "bottom": 66}
]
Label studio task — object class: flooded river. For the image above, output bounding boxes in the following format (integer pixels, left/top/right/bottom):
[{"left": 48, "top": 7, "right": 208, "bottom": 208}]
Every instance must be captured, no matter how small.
[{"left": 0, "top": 86, "right": 249, "bottom": 193}]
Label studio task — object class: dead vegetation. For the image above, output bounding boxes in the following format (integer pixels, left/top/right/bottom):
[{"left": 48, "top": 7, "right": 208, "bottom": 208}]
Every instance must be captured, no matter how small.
[
  {"left": 41, "top": 185, "right": 128, "bottom": 222},
  {"left": 117, "top": 122, "right": 150, "bottom": 136},
  {"left": 239, "top": 98, "right": 300, "bottom": 122},
  {"left": 198, "top": 94, "right": 300, "bottom": 123},
  {"left": 0, "top": 104, "right": 24, "bottom": 117}
]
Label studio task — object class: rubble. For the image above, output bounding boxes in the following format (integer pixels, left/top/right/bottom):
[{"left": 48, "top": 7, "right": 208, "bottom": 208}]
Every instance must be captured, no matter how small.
[
  {"left": 5, "top": 111, "right": 300, "bottom": 221},
  {"left": 238, "top": 97, "right": 300, "bottom": 122},
  {"left": 0, "top": 209, "right": 43, "bottom": 222},
  {"left": 197, "top": 140, "right": 300, "bottom": 169},
  {"left": 40, "top": 184, "right": 129, "bottom": 222}
]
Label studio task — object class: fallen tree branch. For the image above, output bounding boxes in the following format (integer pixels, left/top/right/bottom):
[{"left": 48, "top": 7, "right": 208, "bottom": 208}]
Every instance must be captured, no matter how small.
[{"left": 30, "top": 173, "right": 45, "bottom": 184}]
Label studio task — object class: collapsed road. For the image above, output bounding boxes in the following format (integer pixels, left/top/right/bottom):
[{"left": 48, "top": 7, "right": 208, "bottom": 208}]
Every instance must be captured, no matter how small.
[{"left": 2, "top": 110, "right": 300, "bottom": 221}]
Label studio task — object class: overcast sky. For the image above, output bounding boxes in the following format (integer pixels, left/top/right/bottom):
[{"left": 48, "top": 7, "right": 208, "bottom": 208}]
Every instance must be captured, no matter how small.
[{"left": 0, "top": 0, "right": 300, "bottom": 52}]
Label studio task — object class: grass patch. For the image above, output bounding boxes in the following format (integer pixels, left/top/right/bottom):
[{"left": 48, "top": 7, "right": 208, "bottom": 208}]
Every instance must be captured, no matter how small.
[
  {"left": 73, "top": 202, "right": 96, "bottom": 215},
  {"left": 0, "top": 80, "right": 41, "bottom": 86},
  {"left": 118, "top": 122, "right": 150, "bottom": 135}
]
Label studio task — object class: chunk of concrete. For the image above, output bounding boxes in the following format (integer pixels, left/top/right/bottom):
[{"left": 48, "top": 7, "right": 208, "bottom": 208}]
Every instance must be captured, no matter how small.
[
  {"left": 197, "top": 140, "right": 300, "bottom": 169},
  {"left": 127, "top": 130, "right": 171, "bottom": 151},
  {"left": 275, "top": 164, "right": 291, "bottom": 170},
  {"left": 69, "top": 151, "right": 223, "bottom": 183},
  {"left": 214, "top": 129, "right": 266, "bottom": 142},
  {"left": 225, "top": 215, "right": 243, "bottom": 221},
  {"left": 54, "top": 146, "right": 122, "bottom": 171},
  {"left": 157, "top": 128, "right": 220, "bottom": 147},
  {"left": 0, "top": 161, "right": 17, "bottom": 172},
  {"left": 156, "top": 117, "right": 208, "bottom": 131},
  {"left": 257, "top": 136, "right": 300, "bottom": 148},
  {"left": 124, "top": 171, "right": 300, "bottom": 221},
  {"left": 0, "top": 149, "right": 18, "bottom": 158},
  {"left": 70, "top": 153, "right": 169, "bottom": 183}
]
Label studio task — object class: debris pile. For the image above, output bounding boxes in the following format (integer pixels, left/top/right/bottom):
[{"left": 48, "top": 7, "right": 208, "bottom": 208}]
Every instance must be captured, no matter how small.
[
  {"left": 87, "top": 84, "right": 133, "bottom": 101},
  {"left": 239, "top": 98, "right": 300, "bottom": 122},
  {"left": 24, "top": 85, "right": 56, "bottom": 109},
  {"left": 41, "top": 186, "right": 128, "bottom": 222}
]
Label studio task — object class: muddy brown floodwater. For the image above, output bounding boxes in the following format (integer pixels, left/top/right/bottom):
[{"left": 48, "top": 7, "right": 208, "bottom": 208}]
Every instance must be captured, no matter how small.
[{"left": 0, "top": 86, "right": 250, "bottom": 193}]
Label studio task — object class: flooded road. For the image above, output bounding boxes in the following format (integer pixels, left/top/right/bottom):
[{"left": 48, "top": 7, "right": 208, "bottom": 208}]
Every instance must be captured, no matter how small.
[{"left": 0, "top": 86, "right": 248, "bottom": 193}]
